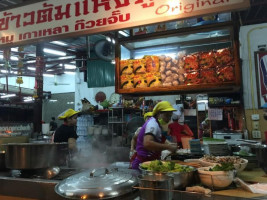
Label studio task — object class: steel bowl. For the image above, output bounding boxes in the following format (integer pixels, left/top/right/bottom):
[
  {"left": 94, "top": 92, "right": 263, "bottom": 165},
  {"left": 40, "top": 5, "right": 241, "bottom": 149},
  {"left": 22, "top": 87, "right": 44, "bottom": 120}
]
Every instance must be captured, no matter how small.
[{"left": 140, "top": 161, "right": 196, "bottom": 189}]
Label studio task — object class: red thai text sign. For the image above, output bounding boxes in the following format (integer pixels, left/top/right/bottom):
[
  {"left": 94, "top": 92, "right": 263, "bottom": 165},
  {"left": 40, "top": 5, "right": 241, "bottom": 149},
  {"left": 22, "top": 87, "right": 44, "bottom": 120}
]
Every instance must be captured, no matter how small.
[{"left": 0, "top": 0, "right": 250, "bottom": 47}]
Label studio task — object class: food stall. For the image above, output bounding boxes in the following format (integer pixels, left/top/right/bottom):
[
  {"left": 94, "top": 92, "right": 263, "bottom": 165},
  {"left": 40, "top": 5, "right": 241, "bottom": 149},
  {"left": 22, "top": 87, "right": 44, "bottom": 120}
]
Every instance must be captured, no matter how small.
[{"left": 1, "top": 0, "right": 267, "bottom": 199}]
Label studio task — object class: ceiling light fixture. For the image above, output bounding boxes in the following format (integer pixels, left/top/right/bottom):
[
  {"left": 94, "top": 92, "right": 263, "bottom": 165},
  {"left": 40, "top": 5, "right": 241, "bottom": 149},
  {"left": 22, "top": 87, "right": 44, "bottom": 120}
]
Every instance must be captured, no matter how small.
[
  {"left": 1, "top": 94, "right": 16, "bottom": 98},
  {"left": 1, "top": 70, "right": 8, "bottom": 73},
  {"left": 50, "top": 41, "right": 68, "bottom": 46},
  {"left": 43, "top": 74, "right": 54, "bottom": 77},
  {"left": 43, "top": 48, "right": 66, "bottom": 56},
  {"left": 28, "top": 67, "right": 36, "bottom": 71},
  {"left": 59, "top": 56, "right": 75, "bottom": 60},
  {"left": 26, "top": 60, "right": 36, "bottom": 63},
  {"left": 118, "top": 30, "right": 129, "bottom": 37},
  {"left": 11, "top": 47, "right": 18, "bottom": 52},
  {"left": 10, "top": 56, "right": 18, "bottom": 61},
  {"left": 0, "top": 55, "right": 18, "bottom": 61},
  {"left": 64, "top": 64, "right": 76, "bottom": 69}
]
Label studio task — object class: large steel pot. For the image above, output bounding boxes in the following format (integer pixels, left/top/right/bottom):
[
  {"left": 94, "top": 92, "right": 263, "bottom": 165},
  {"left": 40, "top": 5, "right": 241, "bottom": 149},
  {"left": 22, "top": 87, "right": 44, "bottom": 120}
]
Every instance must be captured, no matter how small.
[
  {"left": 138, "top": 174, "right": 174, "bottom": 200},
  {"left": 3, "top": 143, "right": 68, "bottom": 169},
  {"left": 55, "top": 168, "right": 139, "bottom": 200}
]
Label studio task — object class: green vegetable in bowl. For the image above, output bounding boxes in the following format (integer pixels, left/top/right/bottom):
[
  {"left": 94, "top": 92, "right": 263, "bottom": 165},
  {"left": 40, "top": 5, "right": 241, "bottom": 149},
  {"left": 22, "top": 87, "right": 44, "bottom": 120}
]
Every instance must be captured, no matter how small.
[
  {"left": 140, "top": 160, "right": 194, "bottom": 173},
  {"left": 209, "top": 162, "right": 235, "bottom": 171}
]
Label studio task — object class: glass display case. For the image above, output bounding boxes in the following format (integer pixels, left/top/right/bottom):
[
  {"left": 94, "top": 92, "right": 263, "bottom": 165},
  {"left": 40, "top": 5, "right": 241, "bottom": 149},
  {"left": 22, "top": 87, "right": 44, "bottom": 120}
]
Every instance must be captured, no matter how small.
[{"left": 115, "top": 21, "right": 240, "bottom": 95}]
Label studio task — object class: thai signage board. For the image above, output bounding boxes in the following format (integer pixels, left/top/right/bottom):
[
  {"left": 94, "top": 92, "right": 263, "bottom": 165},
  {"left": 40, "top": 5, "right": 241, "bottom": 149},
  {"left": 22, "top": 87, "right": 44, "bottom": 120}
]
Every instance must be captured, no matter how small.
[{"left": 0, "top": 0, "right": 250, "bottom": 47}]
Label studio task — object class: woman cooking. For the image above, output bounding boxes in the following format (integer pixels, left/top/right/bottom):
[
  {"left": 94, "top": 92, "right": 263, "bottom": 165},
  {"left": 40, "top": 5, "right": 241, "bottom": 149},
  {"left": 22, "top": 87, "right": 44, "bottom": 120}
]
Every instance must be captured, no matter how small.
[
  {"left": 129, "top": 112, "right": 153, "bottom": 161},
  {"left": 131, "top": 101, "right": 178, "bottom": 170},
  {"left": 53, "top": 108, "right": 80, "bottom": 153}
]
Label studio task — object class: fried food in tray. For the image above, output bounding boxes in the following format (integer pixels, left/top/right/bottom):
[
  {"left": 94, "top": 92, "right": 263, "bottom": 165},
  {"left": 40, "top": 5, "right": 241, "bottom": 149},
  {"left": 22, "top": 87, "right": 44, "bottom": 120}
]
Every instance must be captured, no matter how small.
[
  {"left": 200, "top": 68, "right": 219, "bottom": 84},
  {"left": 120, "top": 74, "right": 134, "bottom": 89},
  {"left": 144, "top": 55, "right": 160, "bottom": 73},
  {"left": 215, "top": 48, "right": 233, "bottom": 66},
  {"left": 184, "top": 54, "right": 199, "bottom": 72},
  {"left": 184, "top": 71, "right": 201, "bottom": 85},
  {"left": 146, "top": 72, "right": 162, "bottom": 87},
  {"left": 199, "top": 51, "right": 217, "bottom": 69},
  {"left": 133, "top": 59, "right": 146, "bottom": 74},
  {"left": 216, "top": 64, "right": 235, "bottom": 82},
  {"left": 133, "top": 74, "right": 147, "bottom": 88},
  {"left": 120, "top": 60, "right": 133, "bottom": 75}
]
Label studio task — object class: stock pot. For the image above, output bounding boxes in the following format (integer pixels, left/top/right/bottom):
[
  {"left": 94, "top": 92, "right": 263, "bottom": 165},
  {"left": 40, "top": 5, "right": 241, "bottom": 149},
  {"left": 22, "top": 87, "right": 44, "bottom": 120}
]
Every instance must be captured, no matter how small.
[
  {"left": 3, "top": 142, "right": 68, "bottom": 169},
  {"left": 55, "top": 168, "right": 139, "bottom": 199}
]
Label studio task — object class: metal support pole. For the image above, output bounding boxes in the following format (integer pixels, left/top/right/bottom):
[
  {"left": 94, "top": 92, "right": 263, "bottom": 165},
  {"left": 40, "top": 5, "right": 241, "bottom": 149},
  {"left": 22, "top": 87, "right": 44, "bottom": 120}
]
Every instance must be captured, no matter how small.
[{"left": 33, "top": 44, "right": 44, "bottom": 134}]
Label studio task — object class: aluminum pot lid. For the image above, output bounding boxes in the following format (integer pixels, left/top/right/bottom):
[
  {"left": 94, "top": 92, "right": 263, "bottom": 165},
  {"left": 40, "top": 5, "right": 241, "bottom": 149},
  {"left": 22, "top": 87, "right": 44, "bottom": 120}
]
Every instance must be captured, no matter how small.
[{"left": 55, "top": 168, "right": 139, "bottom": 199}]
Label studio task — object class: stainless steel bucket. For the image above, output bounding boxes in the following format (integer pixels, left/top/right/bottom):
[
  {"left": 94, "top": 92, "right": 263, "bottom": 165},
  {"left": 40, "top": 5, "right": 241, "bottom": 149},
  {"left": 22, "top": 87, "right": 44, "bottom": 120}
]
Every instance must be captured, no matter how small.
[
  {"left": 3, "top": 143, "right": 68, "bottom": 169},
  {"left": 138, "top": 174, "right": 174, "bottom": 200}
]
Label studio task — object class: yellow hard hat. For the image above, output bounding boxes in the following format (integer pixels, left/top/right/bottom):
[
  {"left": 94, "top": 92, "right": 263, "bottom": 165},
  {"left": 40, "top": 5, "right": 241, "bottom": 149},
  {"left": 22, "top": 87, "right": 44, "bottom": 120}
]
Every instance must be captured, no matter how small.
[
  {"left": 152, "top": 101, "right": 176, "bottom": 116},
  {"left": 58, "top": 109, "right": 80, "bottom": 120},
  {"left": 144, "top": 112, "right": 153, "bottom": 120}
]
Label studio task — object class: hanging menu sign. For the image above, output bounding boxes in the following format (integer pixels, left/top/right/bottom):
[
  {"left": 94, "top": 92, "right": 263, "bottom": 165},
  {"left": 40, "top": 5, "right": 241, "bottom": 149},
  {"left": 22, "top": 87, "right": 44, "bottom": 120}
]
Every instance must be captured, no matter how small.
[{"left": 0, "top": 0, "right": 250, "bottom": 47}]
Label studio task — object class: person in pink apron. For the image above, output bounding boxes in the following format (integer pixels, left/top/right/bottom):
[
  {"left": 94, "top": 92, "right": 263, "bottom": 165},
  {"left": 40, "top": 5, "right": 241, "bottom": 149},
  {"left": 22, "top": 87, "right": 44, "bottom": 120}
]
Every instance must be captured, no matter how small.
[{"left": 130, "top": 101, "right": 177, "bottom": 170}]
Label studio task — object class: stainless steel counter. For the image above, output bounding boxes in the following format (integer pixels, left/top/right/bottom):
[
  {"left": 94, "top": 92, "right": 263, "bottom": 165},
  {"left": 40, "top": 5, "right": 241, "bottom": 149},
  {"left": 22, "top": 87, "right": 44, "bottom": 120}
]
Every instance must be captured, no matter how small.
[{"left": 0, "top": 167, "right": 266, "bottom": 200}]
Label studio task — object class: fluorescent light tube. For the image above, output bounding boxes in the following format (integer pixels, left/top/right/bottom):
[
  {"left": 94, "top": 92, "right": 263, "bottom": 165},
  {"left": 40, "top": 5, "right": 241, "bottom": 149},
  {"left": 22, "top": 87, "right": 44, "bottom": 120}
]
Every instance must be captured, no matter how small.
[
  {"left": 43, "top": 74, "right": 54, "bottom": 77},
  {"left": 0, "top": 55, "right": 18, "bottom": 61},
  {"left": 118, "top": 31, "right": 129, "bottom": 37},
  {"left": 28, "top": 67, "right": 36, "bottom": 71},
  {"left": 50, "top": 41, "right": 68, "bottom": 46},
  {"left": 43, "top": 48, "right": 66, "bottom": 56},
  {"left": 64, "top": 64, "right": 76, "bottom": 69},
  {"left": 26, "top": 60, "right": 36, "bottom": 63},
  {"left": 11, "top": 47, "right": 18, "bottom": 52},
  {"left": 1, "top": 94, "right": 16, "bottom": 98},
  {"left": 11, "top": 56, "right": 18, "bottom": 61}
]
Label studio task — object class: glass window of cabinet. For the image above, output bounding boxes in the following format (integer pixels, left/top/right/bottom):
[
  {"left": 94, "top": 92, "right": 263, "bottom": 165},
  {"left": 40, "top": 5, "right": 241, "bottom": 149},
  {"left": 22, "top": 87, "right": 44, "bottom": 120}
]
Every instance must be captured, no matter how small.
[{"left": 116, "top": 19, "right": 240, "bottom": 95}]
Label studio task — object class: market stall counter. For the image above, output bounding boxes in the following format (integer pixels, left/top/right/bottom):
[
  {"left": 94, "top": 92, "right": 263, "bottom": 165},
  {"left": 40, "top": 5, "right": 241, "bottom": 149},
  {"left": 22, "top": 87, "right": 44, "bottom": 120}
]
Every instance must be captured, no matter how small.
[{"left": 0, "top": 166, "right": 267, "bottom": 200}]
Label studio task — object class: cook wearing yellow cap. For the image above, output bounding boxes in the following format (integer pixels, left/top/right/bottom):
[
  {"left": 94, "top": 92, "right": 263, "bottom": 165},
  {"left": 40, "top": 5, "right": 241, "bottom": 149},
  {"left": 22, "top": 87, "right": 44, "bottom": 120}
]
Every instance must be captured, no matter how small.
[
  {"left": 53, "top": 108, "right": 80, "bottom": 152},
  {"left": 144, "top": 112, "right": 153, "bottom": 121},
  {"left": 130, "top": 111, "right": 154, "bottom": 160},
  {"left": 130, "top": 101, "right": 177, "bottom": 170},
  {"left": 58, "top": 109, "right": 80, "bottom": 120}
]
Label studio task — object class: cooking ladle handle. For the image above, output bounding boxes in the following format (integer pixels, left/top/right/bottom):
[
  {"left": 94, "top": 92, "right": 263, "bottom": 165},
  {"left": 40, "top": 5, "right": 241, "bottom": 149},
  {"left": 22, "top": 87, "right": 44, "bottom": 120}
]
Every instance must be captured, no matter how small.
[{"left": 90, "top": 168, "right": 109, "bottom": 177}]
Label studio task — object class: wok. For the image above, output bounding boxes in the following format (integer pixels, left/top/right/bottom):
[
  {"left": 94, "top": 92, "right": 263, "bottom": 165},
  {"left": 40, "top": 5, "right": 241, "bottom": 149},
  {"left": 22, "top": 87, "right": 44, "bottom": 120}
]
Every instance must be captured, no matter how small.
[{"left": 3, "top": 143, "right": 68, "bottom": 169}]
